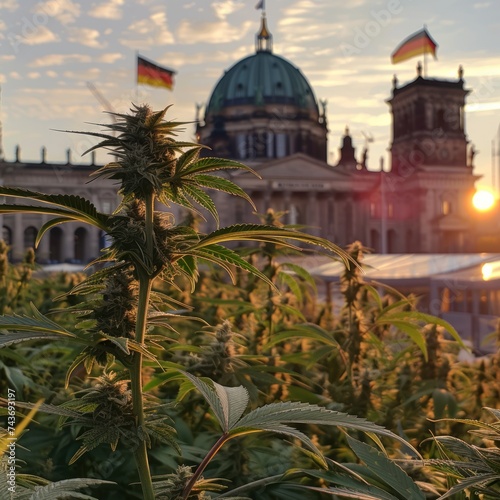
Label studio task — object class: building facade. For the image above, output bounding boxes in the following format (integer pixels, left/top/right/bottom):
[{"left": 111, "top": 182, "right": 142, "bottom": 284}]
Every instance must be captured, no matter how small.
[
  {"left": 0, "top": 150, "right": 119, "bottom": 263},
  {"left": 196, "top": 14, "right": 478, "bottom": 253},
  {"left": 0, "top": 14, "right": 482, "bottom": 262}
]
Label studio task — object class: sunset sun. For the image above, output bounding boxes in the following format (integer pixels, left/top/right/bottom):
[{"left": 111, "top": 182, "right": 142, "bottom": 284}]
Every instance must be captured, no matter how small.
[{"left": 472, "top": 190, "right": 496, "bottom": 211}]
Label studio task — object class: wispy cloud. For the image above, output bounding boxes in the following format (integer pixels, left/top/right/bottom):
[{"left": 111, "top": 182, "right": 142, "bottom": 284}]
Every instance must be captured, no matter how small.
[
  {"left": 63, "top": 67, "right": 101, "bottom": 80},
  {"left": 30, "top": 53, "right": 121, "bottom": 67},
  {"left": 99, "top": 53, "right": 123, "bottom": 63},
  {"left": 34, "top": 0, "right": 81, "bottom": 25},
  {"left": 67, "top": 27, "right": 106, "bottom": 48},
  {"left": 30, "top": 54, "right": 92, "bottom": 67},
  {"left": 0, "top": 0, "right": 19, "bottom": 12},
  {"left": 212, "top": 1, "right": 245, "bottom": 20},
  {"left": 119, "top": 9, "right": 174, "bottom": 49},
  {"left": 89, "top": 0, "right": 124, "bottom": 20},
  {"left": 20, "top": 25, "right": 60, "bottom": 45},
  {"left": 176, "top": 19, "right": 252, "bottom": 44}
]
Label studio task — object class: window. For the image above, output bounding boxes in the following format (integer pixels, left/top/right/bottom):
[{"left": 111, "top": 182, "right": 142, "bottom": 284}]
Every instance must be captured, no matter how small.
[
  {"left": 387, "top": 202, "right": 394, "bottom": 219},
  {"left": 442, "top": 200, "right": 451, "bottom": 215},
  {"left": 2, "top": 226, "right": 12, "bottom": 245},
  {"left": 24, "top": 226, "right": 37, "bottom": 250},
  {"left": 370, "top": 202, "right": 377, "bottom": 218},
  {"left": 237, "top": 134, "right": 247, "bottom": 159},
  {"left": 102, "top": 201, "right": 112, "bottom": 214},
  {"left": 436, "top": 109, "right": 446, "bottom": 129},
  {"left": 276, "top": 133, "right": 287, "bottom": 158}
]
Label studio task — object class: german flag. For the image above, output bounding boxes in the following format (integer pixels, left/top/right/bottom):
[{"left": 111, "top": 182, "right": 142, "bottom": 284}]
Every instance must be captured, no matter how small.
[
  {"left": 391, "top": 28, "right": 437, "bottom": 64},
  {"left": 137, "top": 55, "right": 176, "bottom": 90}
]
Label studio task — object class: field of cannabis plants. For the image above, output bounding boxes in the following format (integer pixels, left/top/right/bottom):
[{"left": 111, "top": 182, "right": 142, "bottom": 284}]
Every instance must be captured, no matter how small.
[{"left": 1, "top": 105, "right": 500, "bottom": 499}]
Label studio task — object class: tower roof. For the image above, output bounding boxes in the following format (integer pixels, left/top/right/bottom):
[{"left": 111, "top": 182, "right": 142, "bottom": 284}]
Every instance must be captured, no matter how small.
[{"left": 205, "top": 51, "right": 319, "bottom": 116}]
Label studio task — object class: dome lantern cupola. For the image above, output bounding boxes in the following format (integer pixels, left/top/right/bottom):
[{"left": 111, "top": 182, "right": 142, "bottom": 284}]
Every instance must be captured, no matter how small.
[{"left": 256, "top": 13, "right": 272, "bottom": 53}]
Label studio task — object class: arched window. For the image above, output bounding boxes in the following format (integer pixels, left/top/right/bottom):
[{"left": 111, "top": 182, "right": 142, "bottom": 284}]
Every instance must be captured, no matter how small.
[
  {"left": 370, "top": 229, "right": 380, "bottom": 253},
  {"left": 436, "top": 109, "right": 446, "bottom": 130},
  {"left": 387, "top": 229, "right": 397, "bottom": 253},
  {"left": 74, "top": 227, "right": 87, "bottom": 263},
  {"left": 442, "top": 200, "right": 452, "bottom": 215},
  {"left": 276, "top": 133, "right": 287, "bottom": 158},
  {"left": 289, "top": 204, "right": 300, "bottom": 225},
  {"left": 49, "top": 227, "right": 63, "bottom": 263},
  {"left": 2, "top": 226, "right": 12, "bottom": 245},
  {"left": 24, "top": 226, "right": 37, "bottom": 250}
]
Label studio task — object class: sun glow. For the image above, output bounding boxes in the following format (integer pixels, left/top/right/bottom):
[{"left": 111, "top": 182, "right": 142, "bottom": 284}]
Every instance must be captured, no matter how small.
[{"left": 472, "top": 190, "right": 496, "bottom": 211}]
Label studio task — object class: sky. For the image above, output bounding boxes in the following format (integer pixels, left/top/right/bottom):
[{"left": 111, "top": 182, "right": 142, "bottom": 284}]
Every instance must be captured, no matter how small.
[{"left": 0, "top": 0, "right": 499, "bottom": 192}]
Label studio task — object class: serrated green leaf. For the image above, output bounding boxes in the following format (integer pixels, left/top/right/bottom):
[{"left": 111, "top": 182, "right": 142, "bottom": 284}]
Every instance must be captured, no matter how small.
[
  {"left": 194, "top": 224, "right": 354, "bottom": 269},
  {"left": 194, "top": 174, "right": 256, "bottom": 210},
  {"left": 346, "top": 435, "right": 425, "bottom": 500},
  {"left": 378, "top": 320, "right": 427, "bottom": 360},
  {"left": 15, "top": 478, "right": 114, "bottom": 500},
  {"left": 264, "top": 324, "right": 339, "bottom": 349},
  {"left": 234, "top": 401, "right": 419, "bottom": 457},
  {"left": 177, "top": 156, "right": 259, "bottom": 177},
  {"left": 183, "top": 244, "right": 276, "bottom": 290},
  {"left": 0, "top": 187, "right": 108, "bottom": 230},
  {"left": 181, "top": 183, "right": 219, "bottom": 224}
]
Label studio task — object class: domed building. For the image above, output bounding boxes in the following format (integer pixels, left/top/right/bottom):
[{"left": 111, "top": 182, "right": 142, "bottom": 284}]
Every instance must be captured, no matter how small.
[{"left": 0, "top": 11, "right": 482, "bottom": 263}]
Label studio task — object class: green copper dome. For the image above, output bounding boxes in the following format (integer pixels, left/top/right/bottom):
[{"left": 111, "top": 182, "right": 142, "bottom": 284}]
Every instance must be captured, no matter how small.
[{"left": 206, "top": 50, "right": 320, "bottom": 116}]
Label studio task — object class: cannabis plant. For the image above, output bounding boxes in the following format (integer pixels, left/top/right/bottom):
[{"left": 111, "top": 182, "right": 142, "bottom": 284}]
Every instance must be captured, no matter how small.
[{"left": 0, "top": 105, "right": 424, "bottom": 498}]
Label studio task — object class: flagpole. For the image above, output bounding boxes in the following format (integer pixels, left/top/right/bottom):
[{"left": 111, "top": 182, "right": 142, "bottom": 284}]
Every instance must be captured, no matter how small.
[
  {"left": 380, "top": 157, "right": 387, "bottom": 254},
  {"left": 423, "top": 25, "right": 427, "bottom": 77},
  {"left": 135, "top": 50, "right": 139, "bottom": 103},
  {"left": 492, "top": 139, "right": 496, "bottom": 195}
]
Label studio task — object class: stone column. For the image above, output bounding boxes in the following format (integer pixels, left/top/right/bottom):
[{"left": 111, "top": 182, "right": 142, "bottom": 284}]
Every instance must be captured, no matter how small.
[
  {"left": 13, "top": 212, "right": 23, "bottom": 261},
  {"left": 37, "top": 215, "right": 50, "bottom": 263},
  {"left": 307, "top": 191, "right": 319, "bottom": 236},
  {"left": 284, "top": 191, "right": 291, "bottom": 223}
]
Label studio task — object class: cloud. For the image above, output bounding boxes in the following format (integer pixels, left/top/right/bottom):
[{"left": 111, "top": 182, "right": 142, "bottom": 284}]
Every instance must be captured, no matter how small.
[
  {"left": 30, "top": 54, "right": 92, "bottom": 67},
  {"left": 89, "top": 0, "right": 124, "bottom": 20},
  {"left": 63, "top": 67, "right": 101, "bottom": 80},
  {"left": 467, "top": 101, "right": 500, "bottom": 112},
  {"left": 19, "top": 25, "right": 60, "bottom": 45},
  {"left": 45, "top": 70, "right": 58, "bottom": 77},
  {"left": 157, "top": 46, "right": 248, "bottom": 69},
  {"left": 474, "top": 2, "right": 491, "bottom": 7},
  {"left": 212, "top": 0, "right": 245, "bottom": 20},
  {"left": 27, "top": 72, "right": 41, "bottom": 79},
  {"left": 176, "top": 19, "right": 252, "bottom": 44},
  {"left": 34, "top": 0, "right": 81, "bottom": 25},
  {"left": 99, "top": 53, "right": 123, "bottom": 63},
  {"left": 0, "top": 0, "right": 19, "bottom": 12},
  {"left": 30, "top": 52, "right": 123, "bottom": 68},
  {"left": 119, "top": 9, "right": 174, "bottom": 49},
  {"left": 67, "top": 27, "right": 106, "bottom": 48}
]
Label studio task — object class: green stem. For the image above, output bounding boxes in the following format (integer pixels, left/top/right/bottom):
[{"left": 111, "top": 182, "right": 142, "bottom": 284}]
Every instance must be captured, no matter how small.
[
  {"left": 182, "top": 433, "right": 229, "bottom": 500},
  {"left": 131, "top": 191, "right": 156, "bottom": 500}
]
